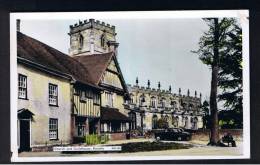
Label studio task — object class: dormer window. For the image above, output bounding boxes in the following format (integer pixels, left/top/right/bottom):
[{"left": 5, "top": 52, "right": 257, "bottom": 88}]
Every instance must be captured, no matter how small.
[{"left": 79, "top": 34, "right": 84, "bottom": 49}]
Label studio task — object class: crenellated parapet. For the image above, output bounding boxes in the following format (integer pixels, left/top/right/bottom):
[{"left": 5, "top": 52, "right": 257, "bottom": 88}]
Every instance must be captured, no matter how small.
[
  {"left": 127, "top": 83, "right": 201, "bottom": 101},
  {"left": 69, "top": 19, "right": 116, "bottom": 35}
]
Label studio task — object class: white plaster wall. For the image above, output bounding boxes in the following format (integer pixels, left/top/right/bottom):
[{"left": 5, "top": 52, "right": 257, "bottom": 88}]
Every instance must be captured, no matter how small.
[{"left": 17, "top": 64, "right": 71, "bottom": 147}]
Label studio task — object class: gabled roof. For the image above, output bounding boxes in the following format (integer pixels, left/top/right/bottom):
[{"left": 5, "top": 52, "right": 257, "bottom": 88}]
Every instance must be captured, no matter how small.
[
  {"left": 73, "top": 52, "right": 113, "bottom": 85},
  {"left": 17, "top": 32, "right": 99, "bottom": 89},
  {"left": 73, "top": 53, "right": 129, "bottom": 96}
]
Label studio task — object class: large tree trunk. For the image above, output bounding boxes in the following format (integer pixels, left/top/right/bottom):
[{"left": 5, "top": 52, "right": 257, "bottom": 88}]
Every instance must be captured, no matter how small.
[{"left": 209, "top": 18, "right": 220, "bottom": 145}]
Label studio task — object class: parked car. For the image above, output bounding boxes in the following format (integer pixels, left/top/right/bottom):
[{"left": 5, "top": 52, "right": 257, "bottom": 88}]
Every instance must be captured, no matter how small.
[{"left": 154, "top": 128, "right": 192, "bottom": 141}]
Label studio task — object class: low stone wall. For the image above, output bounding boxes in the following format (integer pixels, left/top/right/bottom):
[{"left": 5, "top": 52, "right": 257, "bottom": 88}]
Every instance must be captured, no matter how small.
[
  {"left": 109, "top": 132, "right": 127, "bottom": 140},
  {"left": 191, "top": 129, "right": 243, "bottom": 141}
]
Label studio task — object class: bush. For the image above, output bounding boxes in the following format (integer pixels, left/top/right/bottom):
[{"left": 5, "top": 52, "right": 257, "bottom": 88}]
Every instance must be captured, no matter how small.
[
  {"left": 100, "top": 134, "right": 109, "bottom": 144},
  {"left": 85, "top": 134, "right": 109, "bottom": 145},
  {"left": 157, "top": 118, "right": 169, "bottom": 129}
]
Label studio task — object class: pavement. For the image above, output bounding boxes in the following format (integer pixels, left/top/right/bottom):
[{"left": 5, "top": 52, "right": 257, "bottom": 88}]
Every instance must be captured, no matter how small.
[{"left": 18, "top": 138, "right": 243, "bottom": 157}]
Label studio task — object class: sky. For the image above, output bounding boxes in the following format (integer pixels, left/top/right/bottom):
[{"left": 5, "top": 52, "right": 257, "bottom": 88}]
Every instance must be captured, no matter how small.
[{"left": 20, "top": 18, "right": 211, "bottom": 100}]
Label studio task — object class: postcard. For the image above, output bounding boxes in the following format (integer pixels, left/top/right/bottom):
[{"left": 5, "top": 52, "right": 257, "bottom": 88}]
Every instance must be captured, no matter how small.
[{"left": 10, "top": 10, "right": 250, "bottom": 162}]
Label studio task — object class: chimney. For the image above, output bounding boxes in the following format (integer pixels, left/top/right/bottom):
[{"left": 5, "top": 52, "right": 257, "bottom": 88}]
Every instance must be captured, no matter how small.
[{"left": 17, "top": 19, "right": 20, "bottom": 32}]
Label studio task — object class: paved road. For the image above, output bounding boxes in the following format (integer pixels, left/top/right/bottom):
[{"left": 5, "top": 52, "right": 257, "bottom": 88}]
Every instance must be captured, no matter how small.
[{"left": 19, "top": 139, "right": 243, "bottom": 157}]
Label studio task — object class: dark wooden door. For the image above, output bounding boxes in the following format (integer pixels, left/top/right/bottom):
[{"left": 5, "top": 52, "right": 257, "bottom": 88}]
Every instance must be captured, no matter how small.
[{"left": 19, "top": 120, "right": 30, "bottom": 152}]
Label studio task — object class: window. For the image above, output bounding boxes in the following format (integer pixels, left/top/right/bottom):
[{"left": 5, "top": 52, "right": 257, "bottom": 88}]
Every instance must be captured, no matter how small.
[
  {"left": 101, "top": 34, "right": 105, "bottom": 47},
  {"left": 129, "top": 94, "right": 134, "bottom": 104},
  {"left": 129, "top": 112, "right": 136, "bottom": 130},
  {"left": 79, "top": 34, "right": 84, "bottom": 49},
  {"left": 49, "top": 118, "right": 58, "bottom": 140},
  {"left": 18, "top": 74, "right": 27, "bottom": 99},
  {"left": 80, "top": 91, "right": 87, "bottom": 102},
  {"left": 151, "top": 97, "right": 156, "bottom": 108},
  {"left": 152, "top": 115, "right": 158, "bottom": 129},
  {"left": 139, "top": 96, "right": 145, "bottom": 106},
  {"left": 77, "top": 123, "right": 85, "bottom": 137},
  {"left": 93, "top": 93, "right": 100, "bottom": 105},
  {"left": 105, "top": 92, "right": 113, "bottom": 107},
  {"left": 49, "top": 83, "right": 58, "bottom": 106},
  {"left": 162, "top": 98, "right": 166, "bottom": 108}
]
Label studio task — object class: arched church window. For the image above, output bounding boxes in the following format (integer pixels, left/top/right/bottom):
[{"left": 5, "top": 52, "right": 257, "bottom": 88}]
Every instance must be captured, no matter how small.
[
  {"left": 101, "top": 34, "right": 106, "bottom": 47},
  {"left": 130, "top": 94, "right": 134, "bottom": 104},
  {"left": 161, "top": 98, "right": 166, "bottom": 108},
  {"left": 139, "top": 94, "right": 145, "bottom": 106},
  {"left": 79, "top": 34, "right": 84, "bottom": 49},
  {"left": 152, "top": 115, "right": 158, "bottom": 129},
  {"left": 151, "top": 96, "right": 156, "bottom": 108}
]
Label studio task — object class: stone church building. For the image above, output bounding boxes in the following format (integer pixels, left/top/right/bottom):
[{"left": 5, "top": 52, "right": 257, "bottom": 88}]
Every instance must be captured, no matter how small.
[{"left": 124, "top": 79, "right": 204, "bottom": 133}]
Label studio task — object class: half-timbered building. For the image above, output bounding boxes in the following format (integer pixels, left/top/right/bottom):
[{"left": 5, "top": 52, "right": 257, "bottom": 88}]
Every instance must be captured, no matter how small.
[{"left": 69, "top": 19, "right": 131, "bottom": 140}]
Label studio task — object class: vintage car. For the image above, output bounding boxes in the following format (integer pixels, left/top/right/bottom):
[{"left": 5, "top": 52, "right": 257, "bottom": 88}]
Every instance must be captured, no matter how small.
[{"left": 154, "top": 128, "right": 192, "bottom": 141}]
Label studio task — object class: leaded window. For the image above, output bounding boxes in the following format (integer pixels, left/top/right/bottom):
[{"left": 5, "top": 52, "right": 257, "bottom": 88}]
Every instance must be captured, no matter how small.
[
  {"left": 18, "top": 74, "right": 27, "bottom": 99},
  {"left": 49, "top": 83, "right": 58, "bottom": 106},
  {"left": 49, "top": 118, "right": 58, "bottom": 140}
]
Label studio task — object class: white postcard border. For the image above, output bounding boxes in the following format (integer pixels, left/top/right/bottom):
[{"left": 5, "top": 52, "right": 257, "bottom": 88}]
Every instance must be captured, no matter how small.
[{"left": 10, "top": 10, "right": 250, "bottom": 162}]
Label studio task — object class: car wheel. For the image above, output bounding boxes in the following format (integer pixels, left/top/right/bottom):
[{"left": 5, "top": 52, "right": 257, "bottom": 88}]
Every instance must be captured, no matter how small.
[
  {"left": 186, "top": 136, "right": 191, "bottom": 141},
  {"left": 156, "top": 136, "right": 160, "bottom": 141},
  {"left": 177, "top": 137, "right": 182, "bottom": 141}
]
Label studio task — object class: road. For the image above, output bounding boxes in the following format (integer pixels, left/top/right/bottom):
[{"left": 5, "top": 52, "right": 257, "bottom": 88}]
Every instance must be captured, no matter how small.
[{"left": 19, "top": 139, "right": 243, "bottom": 157}]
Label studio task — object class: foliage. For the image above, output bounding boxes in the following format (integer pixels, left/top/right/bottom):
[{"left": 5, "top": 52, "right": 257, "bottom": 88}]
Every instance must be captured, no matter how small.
[
  {"left": 201, "top": 100, "right": 211, "bottom": 129},
  {"left": 201, "top": 100, "right": 210, "bottom": 115},
  {"left": 157, "top": 118, "right": 169, "bottom": 129},
  {"left": 192, "top": 18, "right": 242, "bottom": 144},
  {"left": 218, "top": 110, "right": 243, "bottom": 129},
  {"left": 85, "top": 134, "right": 109, "bottom": 145},
  {"left": 218, "top": 23, "right": 242, "bottom": 113},
  {"left": 193, "top": 18, "right": 242, "bottom": 113},
  {"left": 119, "top": 141, "right": 191, "bottom": 153}
]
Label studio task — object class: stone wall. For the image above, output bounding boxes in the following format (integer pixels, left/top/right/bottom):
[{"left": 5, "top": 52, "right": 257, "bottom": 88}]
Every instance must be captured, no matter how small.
[{"left": 191, "top": 129, "right": 243, "bottom": 141}]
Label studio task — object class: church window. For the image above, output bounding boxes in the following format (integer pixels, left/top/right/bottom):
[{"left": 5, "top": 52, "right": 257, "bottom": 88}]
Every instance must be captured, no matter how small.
[
  {"left": 152, "top": 115, "right": 158, "bottom": 129},
  {"left": 162, "top": 98, "right": 166, "bottom": 108},
  {"left": 79, "top": 34, "right": 84, "bottom": 49},
  {"left": 151, "top": 97, "right": 156, "bottom": 108},
  {"left": 101, "top": 34, "right": 105, "bottom": 47}
]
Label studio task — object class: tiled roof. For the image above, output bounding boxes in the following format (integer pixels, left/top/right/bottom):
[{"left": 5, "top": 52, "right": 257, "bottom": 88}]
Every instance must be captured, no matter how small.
[
  {"left": 73, "top": 52, "right": 114, "bottom": 85},
  {"left": 17, "top": 32, "right": 98, "bottom": 88}
]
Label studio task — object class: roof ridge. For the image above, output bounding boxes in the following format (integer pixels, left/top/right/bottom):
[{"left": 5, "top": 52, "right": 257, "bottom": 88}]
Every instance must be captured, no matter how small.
[{"left": 17, "top": 32, "right": 97, "bottom": 87}]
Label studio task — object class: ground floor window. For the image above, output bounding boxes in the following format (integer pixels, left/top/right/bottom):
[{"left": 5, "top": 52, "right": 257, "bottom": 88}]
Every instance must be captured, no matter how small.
[
  {"left": 101, "top": 122, "right": 127, "bottom": 133},
  {"left": 49, "top": 118, "right": 58, "bottom": 140},
  {"left": 77, "top": 123, "right": 86, "bottom": 137}
]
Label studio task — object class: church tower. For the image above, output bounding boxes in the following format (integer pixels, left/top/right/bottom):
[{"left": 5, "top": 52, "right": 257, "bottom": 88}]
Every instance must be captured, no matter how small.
[{"left": 68, "top": 19, "right": 119, "bottom": 56}]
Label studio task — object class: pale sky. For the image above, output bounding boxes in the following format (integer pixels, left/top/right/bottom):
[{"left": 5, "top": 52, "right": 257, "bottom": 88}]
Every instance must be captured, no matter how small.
[{"left": 19, "top": 18, "right": 211, "bottom": 100}]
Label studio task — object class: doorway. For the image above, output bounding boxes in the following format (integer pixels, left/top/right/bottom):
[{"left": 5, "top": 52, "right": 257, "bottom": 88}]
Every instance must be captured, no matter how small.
[
  {"left": 89, "top": 118, "right": 98, "bottom": 134},
  {"left": 19, "top": 119, "right": 30, "bottom": 152}
]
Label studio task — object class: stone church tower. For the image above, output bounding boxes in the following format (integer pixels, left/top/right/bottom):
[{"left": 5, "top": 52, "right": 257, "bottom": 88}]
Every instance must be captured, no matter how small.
[{"left": 68, "top": 19, "right": 119, "bottom": 56}]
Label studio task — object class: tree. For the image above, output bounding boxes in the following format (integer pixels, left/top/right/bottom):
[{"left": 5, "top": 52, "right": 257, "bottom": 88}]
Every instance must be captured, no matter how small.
[
  {"left": 201, "top": 100, "right": 210, "bottom": 129},
  {"left": 218, "top": 23, "right": 242, "bottom": 113},
  {"left": 157, "top": 118, "right": 169, "bottom": 129},
  {"left": 192, "top": 18, "right": 237, "bottom": 145}
]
